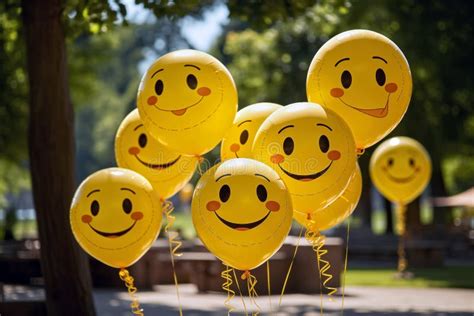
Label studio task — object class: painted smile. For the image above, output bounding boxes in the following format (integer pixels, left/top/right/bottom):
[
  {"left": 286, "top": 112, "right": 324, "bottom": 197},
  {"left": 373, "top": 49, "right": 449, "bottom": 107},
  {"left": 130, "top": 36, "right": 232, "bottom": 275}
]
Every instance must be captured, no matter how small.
[
  {"left": 385, "top": 170, "right": 417, "bottom": 183},
  {"left": 88, "top": 221, "right": 137, "bottom": 238},
  {"left": 134, "top": 155, "right": 181, "bottom": 170},
  {"left": 278, "top": 161, "right": 333, "bottom": 181},
  {"left": 337, "top": 94, "right": 391, "bottom": 118},
  {"left": 214, "top": 211, "right": 271, "bottom": 231},
  {"left": 153, "top": 96, "right": 204, "bottom": 116}
]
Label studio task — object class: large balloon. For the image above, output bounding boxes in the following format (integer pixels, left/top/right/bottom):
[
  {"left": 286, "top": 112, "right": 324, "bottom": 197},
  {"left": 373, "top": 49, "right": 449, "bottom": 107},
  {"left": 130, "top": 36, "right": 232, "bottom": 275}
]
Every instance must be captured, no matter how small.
[
  {"left": 220, "top": 102, "right": 282, "bottom": 161},
  {"left": 370, "top": 137, "right": 431, "bottom": 204},
  {"left": 294, "top": 163, "right": 362, "bottom": 231},
  {"left": 115, "top": 109, "right": 197, "bottom": 199},
  {"left": 307, "top": 30, "right": 412, "bottom": 150},
  {"left": 192, "top": 158, "right": 292, "bottom": 271},
  {"left": 253, "top": 102, "right": 356, "bottom": 220},
  {"left": 70, "top": 168, "right": 162, "bottom": 268},
  {"left": 137, "top": 49, "right": 238, "bottom": 156}
]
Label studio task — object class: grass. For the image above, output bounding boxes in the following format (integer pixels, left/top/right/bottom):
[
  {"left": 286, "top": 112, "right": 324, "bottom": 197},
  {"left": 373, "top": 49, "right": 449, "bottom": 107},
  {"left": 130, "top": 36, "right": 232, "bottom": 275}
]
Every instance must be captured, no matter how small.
[{"left": 344, "top": 266, "right": 474, "bottom": 289}]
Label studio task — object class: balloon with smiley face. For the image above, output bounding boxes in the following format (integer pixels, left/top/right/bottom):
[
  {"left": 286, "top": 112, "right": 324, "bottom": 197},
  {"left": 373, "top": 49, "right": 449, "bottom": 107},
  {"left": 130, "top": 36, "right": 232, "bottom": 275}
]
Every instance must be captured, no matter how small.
[
  {"left": 115, "top": 109, "right": 198, "bottom": 199},
  {"left": 70, "top": 168, "right": 162, "bottom": 268},
  {"left": 253, "top": 102, "right": 357, "bottom": 221},
  {"left": 370, "top": 137, "right": 431, "bottom": 204},
  {"left": 221, "top": 102, "right": 282, "bottom": 161},
  {"left": 307, "top": 30, "right": 412, "bottom": 150},
  {"left": 294, "top": 163, "right": 362, "bottom": 231},
  {"left": 192, "top": 158, "right": 292, "bottom": 271},
  {"left": 137, "top": 50, "right": 238, "bottom": 156}
]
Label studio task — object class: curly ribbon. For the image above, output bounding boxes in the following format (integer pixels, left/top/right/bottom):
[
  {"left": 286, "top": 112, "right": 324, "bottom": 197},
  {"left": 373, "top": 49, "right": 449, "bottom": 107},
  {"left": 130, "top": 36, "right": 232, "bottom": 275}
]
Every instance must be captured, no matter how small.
[
  {"left": 119, "top": 268, "right": 144, "bottom": 315},
  {"left": 241, "top": 271, "right": 261, "bottom": 316},
  {"left": 266, "top": 261, "right": 272, "bottom": 313},
  {"left": 195, "top": 155, "right": 205, "bottom": 175},
  {"left": 232, "top": 268, "right": 249, "bottom": 316},
  {"left": 221, "top": 264, "right": 236, "bottom": 315},
  {"left": 341, "top": 217, "right": 351, "bottom": 316},
  {"left": 396, "top": 203, "right": 408, "bottom": 272},
  {"left": 305, "top": 215, "right": 338, "bottom": 299},
  {"left": 279, "top": 225, "right": 304, "bottom": 307},
  {"left": 356, "top": 148, "right": 365, "bottom": 157},
  {"left": 162, "top": 200, "right": 183, "bottom": 316}
]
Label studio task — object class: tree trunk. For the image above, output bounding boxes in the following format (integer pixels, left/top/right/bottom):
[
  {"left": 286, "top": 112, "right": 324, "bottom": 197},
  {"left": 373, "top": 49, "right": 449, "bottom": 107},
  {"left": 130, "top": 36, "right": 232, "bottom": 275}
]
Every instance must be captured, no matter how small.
[
  {"left": 22, "top": 1, "right": 96, "bottom": 315},
  {"left": 384, "top": 197, "right": 394, "bottom": 234}
]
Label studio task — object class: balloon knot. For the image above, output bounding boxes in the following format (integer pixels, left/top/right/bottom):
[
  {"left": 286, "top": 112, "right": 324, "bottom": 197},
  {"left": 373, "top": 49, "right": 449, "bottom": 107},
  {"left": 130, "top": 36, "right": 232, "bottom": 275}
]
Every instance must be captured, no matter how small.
[
  {"left": 356, "top": 148, "right": 365, "bottom": 157},
  {"left": 241, "top": 270, "right": 251, "bottom": 280}
]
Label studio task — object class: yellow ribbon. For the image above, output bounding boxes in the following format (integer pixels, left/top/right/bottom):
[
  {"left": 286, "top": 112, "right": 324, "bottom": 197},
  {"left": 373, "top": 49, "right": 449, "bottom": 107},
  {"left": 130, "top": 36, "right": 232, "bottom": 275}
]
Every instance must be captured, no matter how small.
[
  {"left": 232, "top": 269, "right": 249, "bottom": 316},
  {"left": 341, "top": 217, "right": 351, "bottom": 315},
  {"left": 119, "top": 268, "right": 144, "bottom": 315},
  {"left": 266, "top": 261, "right": 272, "bottom": 313},
  {"left": 221, "top": 264, "right": 236, "bottom": 315},
  {"left": 162, "top": 200, "right": 183, "bottom": 316},
  {"left": 396, "top": 203, "right": 408, "bottom": 272},
  {"left": 241, "top": 271, "right": 260, "bottom": 316}
]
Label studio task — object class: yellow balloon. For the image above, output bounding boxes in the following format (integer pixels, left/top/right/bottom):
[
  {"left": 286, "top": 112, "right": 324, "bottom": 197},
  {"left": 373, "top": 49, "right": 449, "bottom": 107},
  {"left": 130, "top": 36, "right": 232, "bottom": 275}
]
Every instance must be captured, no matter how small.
[
  {"left": 370, "top": 137, "right": 431, "bottom": 204},
  {"left": 294, "top": 163, "right": 362, "bottom": 231},
  {"left": 137, "top": 49, "right": 238, "bottom": 156},
  {"left": 115, "top": 109, "right": 197, "bottom": 199},
  {"left": 70, "top": 168, "right": 162, "bottom": 268},
  {"left": 220, "top": 102, "right": 282, "bottom": 161},
  {"left": 253, "top": 102, "right": 357, "bottom": 220},
  {"left": 192, "top": 158, "right": 292, "bottom": 271},
  {"left": 307, "top": 30, "right": 412, "bottom": 150},
  {"left": 178, "top": 182, "right": 194, "bottom": 204}
]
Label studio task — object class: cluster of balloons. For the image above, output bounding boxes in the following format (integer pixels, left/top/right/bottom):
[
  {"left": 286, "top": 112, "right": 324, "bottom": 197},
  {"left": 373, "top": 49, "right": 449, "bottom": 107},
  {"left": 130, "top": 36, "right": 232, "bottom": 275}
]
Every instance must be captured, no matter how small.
[{"left": 69, "top": 29, "right": 432, "bottom": 306}]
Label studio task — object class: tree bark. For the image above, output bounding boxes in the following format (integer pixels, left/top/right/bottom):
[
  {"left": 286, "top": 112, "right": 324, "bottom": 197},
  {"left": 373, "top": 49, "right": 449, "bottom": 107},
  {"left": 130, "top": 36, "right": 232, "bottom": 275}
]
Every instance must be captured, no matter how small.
[{"left": 22, "top": 1, "right": 96, "bottom": 315}]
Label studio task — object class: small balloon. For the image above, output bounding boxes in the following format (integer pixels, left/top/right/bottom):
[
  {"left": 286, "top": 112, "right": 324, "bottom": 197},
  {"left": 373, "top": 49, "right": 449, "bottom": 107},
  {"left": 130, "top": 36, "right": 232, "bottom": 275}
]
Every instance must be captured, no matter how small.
[
  {"left": 220, "top": 102, "right": 282, "bottom": 161},
  {"left": 294, "top": 163, "right": 362, "bottom": 231},
  {"left": 307, "top": 30, "right": 412, "bottom": 150},
  {"left": 253, "top": 102, "right": 357, "bottom": 220},
  {"left": 370, "top": 136, "right": 431, "bottom": 204},
  {"left": 115, "top": 109, "right": 197, "bottom": 199},
  {"left": 70, "top": 168, "right": 162, "bottom": 268},
  {"left": 192, "top": 158, "right": 292, "bottom": 271},
  {"left": 137, "top": 49, "right": 238, "bottom": 156}
]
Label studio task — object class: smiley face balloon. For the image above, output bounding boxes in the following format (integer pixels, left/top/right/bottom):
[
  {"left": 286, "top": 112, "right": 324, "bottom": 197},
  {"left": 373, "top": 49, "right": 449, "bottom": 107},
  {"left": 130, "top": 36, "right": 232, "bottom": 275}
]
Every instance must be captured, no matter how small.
[
  {"left": 370, "top": 137, "right": 431, "bottom": 204},
  {"left": 137, "top": 50, "right": 238, "bottom": 156},
  {"left": 70, "top": 168, "right": 162, "bottom": 268},
  {"left": 253, "top": 102, "right": 356, "bottom": 221},
  {"left": 115, "top": 109, "right": 198, "bottom": 199},
  {"left": 307, "top": 30, "right": 412, "bottom": 150},
  {"left": 294, "top": 163, "right": 362, "bottom": 231},
  {"left": 221, "top": 102, "right": 282, "bottom": 161},
  {"left": 192, "top": 158, "right": 292, "bottom": 271}
]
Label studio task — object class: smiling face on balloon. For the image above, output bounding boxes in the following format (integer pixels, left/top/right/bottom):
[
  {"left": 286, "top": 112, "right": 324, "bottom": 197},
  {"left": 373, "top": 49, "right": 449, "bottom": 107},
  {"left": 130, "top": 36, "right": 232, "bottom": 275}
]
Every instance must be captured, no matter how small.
[
  {"left": 137, "top": 50, "right": 237, "bottom": 155},
  {"left": 221, "top": 103, "right": 282, "bottom": 161},
  {"left": 253, "top": 102, "right": 356, "bottom": 215},
  {"left": 370, "top": 137, "right": 431, "bottom": 204},
  {"left": 192, "top": 158, "right": 292, "bottom": 270},
  {"left": 307, "top": 30, "right": 412, "bottom": 149},
  {"left": 115, "top": 109, "right": 197, "bottom": 199},
  {"left": 70, "top": 168, "right": 162, "bottom": 268}
]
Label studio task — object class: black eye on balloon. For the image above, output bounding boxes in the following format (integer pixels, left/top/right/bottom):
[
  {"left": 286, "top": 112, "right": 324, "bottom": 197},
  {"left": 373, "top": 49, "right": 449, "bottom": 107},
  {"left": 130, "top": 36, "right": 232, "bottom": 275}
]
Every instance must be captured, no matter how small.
[
  {"left": 256, "top": 185, "right": 267, "bottom": 202},
  {"left": 387, "top": 158, "right": 394, "bottom": 167},
  {"left": 122, "top": 198, "right": 132, "bottom": 214},
  {"left": 341, "top": 70, "right": 352, "bottom": 89},
  {"left": 219, "top": 185, "right": 231, "bottom": 203},
  {"left": 239, "top": 130, "right": 249, "bottom": 145},
  {"left": 138, "top": 134, "right": 147, "bottom": 148},
  {"left": 155, "top": 79, "right": 164, "bottom": 95},
  {"left": 409, "top": 158, "right": 415, "bottom": 167},
  {"left": 186, "top": 74, "right": 198, "bottom": 90},
  {"left": 283, "top": 137, "right": 294, "bottom": 155},
  {"left": 376, "top": 68, "right": 386, "bottom": 86},
  {"left": 319, "top": 135, "right": 330, "bottom": 153},
  {"left": 90, "top": 200, "right": 99, "bottom": 216}
]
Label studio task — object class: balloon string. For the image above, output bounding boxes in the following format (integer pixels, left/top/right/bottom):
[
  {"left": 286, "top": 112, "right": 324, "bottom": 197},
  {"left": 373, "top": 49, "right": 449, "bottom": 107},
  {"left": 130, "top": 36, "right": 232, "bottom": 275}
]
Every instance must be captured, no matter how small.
[
  {"left": 341, "top": 217, "right": 351, "bottom": 315},
  {"left": 279, "top": 225, "right": 304, "bottom": 307},
  {"left": 232, "top": 268, "right": 249, "bottom": 316},
  {"left": 266, "top": 261, "right": 272, "bottom": 313},
  {"left": 242, "top": 271, "right": 260, "bottom": 316},
  {"left": 396, "top": 203, "right": 407, "bottom": 272},
  {"left": 195, "top": 155, "right": 204, "bottom": 175},
  {"left": 356, "top": 148, "right": 365, "bottom": 157},
  {"left": 119, "top": 268, "right": 144, "bottom": 315},
  {"left": 162, "top": 200, "right": 183, "bottom": 316},
  {"left": 221, "top": 264, "right": 236, "bottom": 315}
]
